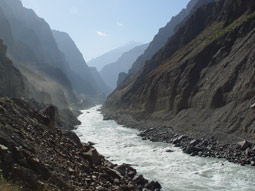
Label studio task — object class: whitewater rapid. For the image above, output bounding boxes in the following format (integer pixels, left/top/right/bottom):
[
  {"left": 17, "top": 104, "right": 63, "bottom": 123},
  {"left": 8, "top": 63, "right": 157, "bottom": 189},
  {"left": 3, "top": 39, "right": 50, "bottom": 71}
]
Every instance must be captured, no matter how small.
[{"left": 74, "top": 106, "right": 255, "bottom": 191}]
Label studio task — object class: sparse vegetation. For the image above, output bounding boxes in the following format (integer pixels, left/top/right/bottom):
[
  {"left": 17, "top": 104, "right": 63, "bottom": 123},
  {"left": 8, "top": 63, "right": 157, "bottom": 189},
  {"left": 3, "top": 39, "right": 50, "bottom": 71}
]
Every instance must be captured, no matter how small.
[
  {"left": 181, "top": 12, "right": 255, "bottom": 62},
  {"left": 0, "top": 169, "right": 22, "bottom": 191}
]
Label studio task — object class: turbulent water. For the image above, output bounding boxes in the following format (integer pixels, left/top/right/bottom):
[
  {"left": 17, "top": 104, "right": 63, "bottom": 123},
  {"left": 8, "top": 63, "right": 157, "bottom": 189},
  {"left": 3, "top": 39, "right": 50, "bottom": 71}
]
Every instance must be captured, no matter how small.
[{"left": 74, "top": 106, "right": 255, "bottom": 191}]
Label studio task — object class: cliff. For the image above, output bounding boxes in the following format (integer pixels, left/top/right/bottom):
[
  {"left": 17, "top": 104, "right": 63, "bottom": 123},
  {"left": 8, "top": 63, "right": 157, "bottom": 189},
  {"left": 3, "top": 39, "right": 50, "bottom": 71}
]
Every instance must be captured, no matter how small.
[
  {"left": 0, "top": 40, "right": 26, "bottom": 98},
  {"left": 124, "top": 0, "right": 215, "bottom": 83},
  {"left": 52, "top": 30, "right": 109, "bottom": 97},
  {"left": 105, "top": 0, "right": 255, "bottom": 142},
  {"left": 0, "top": 0, "right": 78, "bottom": 107}
]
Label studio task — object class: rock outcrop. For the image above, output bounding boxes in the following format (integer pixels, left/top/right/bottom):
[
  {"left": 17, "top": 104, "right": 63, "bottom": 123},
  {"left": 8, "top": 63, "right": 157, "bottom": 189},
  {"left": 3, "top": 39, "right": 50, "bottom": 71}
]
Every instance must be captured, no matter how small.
[
  {"left": 105, "top": 0, "right": 255, "bottom": 143},
  {"left": 0, "top": 97, "right": 161, "bottom": 191}
]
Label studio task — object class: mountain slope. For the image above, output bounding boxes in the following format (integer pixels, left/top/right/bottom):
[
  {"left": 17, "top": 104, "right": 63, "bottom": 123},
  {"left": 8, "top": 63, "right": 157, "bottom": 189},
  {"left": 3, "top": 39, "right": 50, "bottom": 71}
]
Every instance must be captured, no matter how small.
[
  {"left": 0, "top": 40, "right": 26, "bottom": 98},
  {"left": 52, "top": 30, "right": 90, "bottom": 79},
  {"left": 105, "top": 0, "right": 255, "bottom": 141},
  {"left": 100, "top": 43, "right": 148, "bottom": 89},
  {"left": 0, "top": 0, "right": 78, "bottom": 106},
  {"left": 89, "top": 67, "right": 112, "bottom": 96},
  {"left": 52, "top": 30, "right": 102, "bottom": 95},
  {"left": 88, "top": 42, "right": 142, "bottom": 71},
  {"left": 125, "top": 0, "right": 215, "bottom": 83}
]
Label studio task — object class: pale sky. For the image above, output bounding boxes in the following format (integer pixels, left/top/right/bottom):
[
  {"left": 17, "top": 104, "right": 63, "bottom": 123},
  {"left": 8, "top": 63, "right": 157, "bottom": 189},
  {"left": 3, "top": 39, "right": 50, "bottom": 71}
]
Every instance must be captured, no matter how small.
[{"left": 20, "top": 0, "right": 190, "bottom": 61}]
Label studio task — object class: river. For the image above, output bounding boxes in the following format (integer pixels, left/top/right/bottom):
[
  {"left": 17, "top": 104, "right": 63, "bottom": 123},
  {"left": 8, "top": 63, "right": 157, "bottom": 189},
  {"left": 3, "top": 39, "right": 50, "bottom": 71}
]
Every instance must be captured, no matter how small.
[{"left": 74, "top": 106, "right": 255, "bottom": 191}]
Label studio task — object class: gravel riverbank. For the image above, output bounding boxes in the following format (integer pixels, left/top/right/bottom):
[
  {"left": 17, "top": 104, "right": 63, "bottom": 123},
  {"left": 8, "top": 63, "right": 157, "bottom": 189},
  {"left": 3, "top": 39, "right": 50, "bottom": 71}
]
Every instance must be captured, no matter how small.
[{"left": 102, "top": 110, "right": 255, "bottom": 167}]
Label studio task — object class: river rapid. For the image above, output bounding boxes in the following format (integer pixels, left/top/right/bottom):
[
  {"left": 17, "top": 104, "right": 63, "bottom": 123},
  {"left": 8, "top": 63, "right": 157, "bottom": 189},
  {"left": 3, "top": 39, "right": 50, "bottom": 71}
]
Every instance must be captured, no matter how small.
[{"left": 74, "top": 106, "right": 255, "bottom": 191}]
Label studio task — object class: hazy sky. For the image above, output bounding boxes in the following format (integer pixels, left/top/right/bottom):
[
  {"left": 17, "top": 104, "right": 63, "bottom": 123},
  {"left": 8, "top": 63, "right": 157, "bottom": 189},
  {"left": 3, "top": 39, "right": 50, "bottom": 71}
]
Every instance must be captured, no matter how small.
[{"left": 20, "top": 0, "right": 189, "bottom": 61}]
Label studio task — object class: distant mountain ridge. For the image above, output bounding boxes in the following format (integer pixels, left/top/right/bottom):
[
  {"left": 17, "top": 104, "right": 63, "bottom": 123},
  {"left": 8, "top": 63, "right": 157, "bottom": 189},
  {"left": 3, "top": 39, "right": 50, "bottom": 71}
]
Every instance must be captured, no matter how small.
[
  {"left": 88, "top": 41, "right": 142, "bottom": 71},
  {"left": 100, "top": 43, "right": 149, "bottom": 89}
]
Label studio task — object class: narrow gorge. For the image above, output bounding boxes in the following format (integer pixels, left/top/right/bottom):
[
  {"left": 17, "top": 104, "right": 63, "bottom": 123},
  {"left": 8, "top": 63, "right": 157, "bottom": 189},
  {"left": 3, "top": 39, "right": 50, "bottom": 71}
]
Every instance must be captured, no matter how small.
[{"left": 0, "top": 0, "right": 255, "bottom": 190}]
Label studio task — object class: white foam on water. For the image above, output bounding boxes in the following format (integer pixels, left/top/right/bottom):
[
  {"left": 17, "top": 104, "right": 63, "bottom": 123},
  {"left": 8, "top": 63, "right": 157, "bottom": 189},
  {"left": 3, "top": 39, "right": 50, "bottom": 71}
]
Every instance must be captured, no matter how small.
[{"left": 74, "top": 106, "right": 255, "bottom": 191}]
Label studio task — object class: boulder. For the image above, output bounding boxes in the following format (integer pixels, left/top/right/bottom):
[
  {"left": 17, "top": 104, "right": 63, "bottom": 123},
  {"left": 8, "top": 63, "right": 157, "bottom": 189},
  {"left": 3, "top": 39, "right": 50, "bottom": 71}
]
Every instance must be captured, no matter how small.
[
  {"left": 104, "top": 167, "right": 122, "bottom": 180},
  {"left": 133, "top": 175, "right": 148, "bottom": 187},
  {"left": 0, "top": 144, "right": 8, "bottom": 151},
  {"left": 184, "top": 145, "right": 202, "bottom": 155},
  {"left": 173, "top": 135, "right": 187, "bottom": 145},
  {"left": 145, "top": 181, "right": 161, "bottom": 190},
  {"left": 114, "top": 163, "right": 137, "bottom": 178},
  {"left": 63, "top": 131, "right": 83, "bottom": 148},
  {"left": 238, "top": 140, "right": 252, "bottom": 150},
  {"left": 82, "top": 148, "right": 103, "bottom": 165},
  {"left": 189, "top": 139, "right": 201, "bottom": 146},
  {"left": 88, "top": 141, "right": 95, "bottom": 146}
]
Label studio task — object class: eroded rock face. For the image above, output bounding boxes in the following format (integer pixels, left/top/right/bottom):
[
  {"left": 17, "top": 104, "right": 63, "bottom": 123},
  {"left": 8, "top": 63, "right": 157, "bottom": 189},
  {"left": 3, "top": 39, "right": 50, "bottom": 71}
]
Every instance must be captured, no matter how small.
[
  {"left": 0, "top": 40, "right": 27, "bottom": 98},
  {"left": 105, "top": 0, "right": 255, "bottom": 140},
  {"left": 0, "top": 98, "right": 160, "bottom": 190}
]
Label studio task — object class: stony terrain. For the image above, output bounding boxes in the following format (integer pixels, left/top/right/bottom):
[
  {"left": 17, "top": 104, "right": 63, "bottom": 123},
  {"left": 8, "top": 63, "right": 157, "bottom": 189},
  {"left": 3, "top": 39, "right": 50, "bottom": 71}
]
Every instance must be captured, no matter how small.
[
  {"left": 0, "top": 97, "right": 161, "bottom": 191},
  {"left": 103, "top": 110, "right": 255, "bottom": 166}
]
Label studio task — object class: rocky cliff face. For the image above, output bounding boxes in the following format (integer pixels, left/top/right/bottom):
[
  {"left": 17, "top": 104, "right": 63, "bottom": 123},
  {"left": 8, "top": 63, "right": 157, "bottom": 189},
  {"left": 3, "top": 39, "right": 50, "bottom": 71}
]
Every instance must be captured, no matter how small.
[
  {"left": 100, "top": 43, "right": 148, "bottom": 89},
  {"left": 52, "top": 30, "right": 109, "bottom": 97},
  {"left": 0, "top": 0, "right": 65, "bottom": 69},
  {"left": 105, "top": 0, "right": 255, "bottom": 141},
  {"left": 125, "top": 0, "right": 215, "bottom": 83},
  {"left": 0, "top": 40, "right": 26, "bottom": 98},
  {"left": 0, "top": 0, "right": 79, "bottom": 107}
]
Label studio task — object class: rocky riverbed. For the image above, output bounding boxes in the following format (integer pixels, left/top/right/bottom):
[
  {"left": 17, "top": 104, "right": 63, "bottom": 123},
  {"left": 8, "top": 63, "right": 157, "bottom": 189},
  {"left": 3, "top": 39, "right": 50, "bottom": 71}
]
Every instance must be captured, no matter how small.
[
  {"left": 0, "top": 97, "right": 161, "bottom": 191},
  {"left": 102, "top": 110, "right": 255, "bottom": 167}
]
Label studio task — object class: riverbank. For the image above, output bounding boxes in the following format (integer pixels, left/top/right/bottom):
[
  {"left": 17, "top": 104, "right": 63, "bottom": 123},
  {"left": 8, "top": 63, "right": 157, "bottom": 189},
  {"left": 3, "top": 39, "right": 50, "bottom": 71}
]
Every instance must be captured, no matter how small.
[
  {"left": 0, "top": 98, "right": 161, "bottom": 191},
  {"left": 102, "top": 109, "right": 255, "bottom": 166}
]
